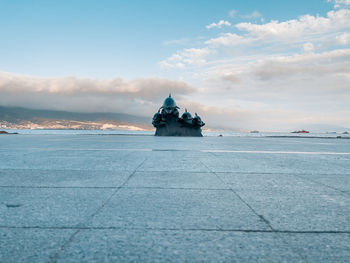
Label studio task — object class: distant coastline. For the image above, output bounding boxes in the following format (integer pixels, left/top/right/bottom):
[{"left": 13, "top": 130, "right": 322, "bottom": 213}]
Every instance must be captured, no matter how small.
[
  {"left": 2, "top": 129, "right": 350, "bottom": 139},
  {"left": 0, "top": 130, "right": 18, "bottom": 135}
]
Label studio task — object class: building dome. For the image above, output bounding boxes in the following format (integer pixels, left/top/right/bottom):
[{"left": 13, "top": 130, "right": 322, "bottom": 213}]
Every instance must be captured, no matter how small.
[
  {"left": 152, "top": 94, "right": 205, "bottom": 136},
  {"left": 181, "top": 109, "right": 192, "bottom": 120},
  {"left": 163, "top": 95, "right": 177, "bottom": 109}
]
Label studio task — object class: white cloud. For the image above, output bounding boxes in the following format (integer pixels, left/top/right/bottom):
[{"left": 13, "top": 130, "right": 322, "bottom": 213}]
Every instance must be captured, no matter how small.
[
  {"left": 205, "top": 33, "right": 254, "bottom": 47},
  {"left": 198, "top": 48, "right": 350, "bottom": 129},
  {"left": 203, "top": 49, "right": 350, "bottom": 108},
  {"left": 179, "top": 99, "right": 350, "bottom": 131},
  {"left": 338, "top": 0, "right": 350, "bottom": 4},
  {"left": 229, "top": 10, "right": 236, "bottom": 18},
  {"left": 163, "top": 8, "right": 350, "bottom": 65},
  {"left": 331, "top": 0, "right": 350, "bottom": 8},
  {"left": 336, "top": 32, "right": 350, "bottom": 44},
  {"left": 236, "top": 9, "right": 350, "bottom": 40},
  {"left": 159, "top": 47, "right": 212, "bottom": 69},
  {"left": 250, "top": 49, "right": 350, "bottom": 80},
  {"left": 303, "top": 42, "right": 315, "bottom": 53},
  {"left": 0, "top": 72, "right": 194, "bottom": 116},
  {"left": 240, "top": 11, "right": 262, "bottom": 19},
  {"left": 157, "top": 6, "right": 350, "bottom": 130},
  {"left": 206, "top": 20, "right": 231, "bottom": 29}
]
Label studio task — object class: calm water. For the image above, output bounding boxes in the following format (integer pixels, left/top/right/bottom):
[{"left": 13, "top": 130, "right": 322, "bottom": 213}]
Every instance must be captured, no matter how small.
[{"left": 2, "top": 129, "right": 350, "bottom": 138}]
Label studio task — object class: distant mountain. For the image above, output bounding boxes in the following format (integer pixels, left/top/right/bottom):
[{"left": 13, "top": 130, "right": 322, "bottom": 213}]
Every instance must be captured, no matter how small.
[
  {"left": 0, "top": 106, "right": 149, "bottom": 123},
  {"left": 0, "top": 106, "right": 151, "bottom": 130}
]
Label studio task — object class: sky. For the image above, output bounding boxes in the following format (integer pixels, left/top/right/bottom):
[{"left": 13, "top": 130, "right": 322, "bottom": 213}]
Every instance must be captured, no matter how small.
[{"left": 0, "top": 0, "right": 350, "bottom": 131}]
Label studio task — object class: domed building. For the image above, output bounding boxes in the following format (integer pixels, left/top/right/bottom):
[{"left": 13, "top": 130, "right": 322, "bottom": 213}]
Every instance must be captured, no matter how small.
[{"left": 152, "top": 94, "right": 205, "bottom": 136}]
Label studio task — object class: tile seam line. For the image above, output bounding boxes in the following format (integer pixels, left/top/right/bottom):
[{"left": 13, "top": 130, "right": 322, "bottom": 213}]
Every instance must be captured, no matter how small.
[
  {"left": 200, "top": 158, "right": 275, "bottom": 231},
  {"left": 204, "top": 153, "right": 308, "bottom": 261},
  {"left": 0, "top": 185, "right": 232, "bottom": 191},
  {"left": 3, "top": 148, "right": 350, "bottom": 154},
  {"left": 48, "top": 157, "right": 147, "bottom": 263},
  {"left": 1, "top": 168, "right": 349, "bottom": 177},
  {"left": 203, "top": 156, "right": 308, "bottom": 261},
  {"left": 291, "top": 173, "right": 350, "bottom": 196},
  {"left": 1, "top": 225, "right": 350, "bottom": 234}
]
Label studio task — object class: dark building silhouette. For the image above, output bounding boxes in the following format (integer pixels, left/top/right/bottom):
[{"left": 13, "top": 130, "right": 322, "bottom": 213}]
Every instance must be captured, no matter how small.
[{"left": 152, "top": 94, "right": 205, "bottom": 136}]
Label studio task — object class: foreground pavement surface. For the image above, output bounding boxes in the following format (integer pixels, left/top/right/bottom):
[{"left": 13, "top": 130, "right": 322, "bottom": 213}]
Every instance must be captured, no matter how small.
[{"left": 0, "top": 134, "right": 349, "bottom": 262}]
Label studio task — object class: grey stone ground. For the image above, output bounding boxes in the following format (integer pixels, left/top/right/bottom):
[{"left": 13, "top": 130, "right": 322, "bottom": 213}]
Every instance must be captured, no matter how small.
[{"left": 0, "top": 134, "right": 349, "bottom": 262}]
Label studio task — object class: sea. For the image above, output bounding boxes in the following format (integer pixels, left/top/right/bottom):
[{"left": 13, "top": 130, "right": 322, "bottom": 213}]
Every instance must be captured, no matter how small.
[{"left": 2, "top": 129, "right": 350, "bottom": 138}]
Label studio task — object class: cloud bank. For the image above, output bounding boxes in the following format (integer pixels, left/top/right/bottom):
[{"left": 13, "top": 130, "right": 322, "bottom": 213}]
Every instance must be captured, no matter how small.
[{"left": 0, "top": 72, "right": 194, "bottom": 117}]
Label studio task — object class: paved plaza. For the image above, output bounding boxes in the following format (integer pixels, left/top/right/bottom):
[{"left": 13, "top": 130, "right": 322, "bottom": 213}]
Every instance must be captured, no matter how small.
[{"left": 0, "top": 134, "right": 349, "bottom": 262}]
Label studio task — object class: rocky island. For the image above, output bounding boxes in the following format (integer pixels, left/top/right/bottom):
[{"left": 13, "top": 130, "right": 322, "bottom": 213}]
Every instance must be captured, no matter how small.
[{"left": 152, "top": 95, "right": 205, "bottom": 136}]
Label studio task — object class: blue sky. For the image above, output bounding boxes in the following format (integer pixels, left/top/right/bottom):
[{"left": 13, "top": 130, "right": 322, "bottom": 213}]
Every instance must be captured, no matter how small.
[
  {"left": 0, "top": 0, "right": 335, "bottom": 78},
  {"left": 0, "top": 0, "right": 350, "bottom": 131}
]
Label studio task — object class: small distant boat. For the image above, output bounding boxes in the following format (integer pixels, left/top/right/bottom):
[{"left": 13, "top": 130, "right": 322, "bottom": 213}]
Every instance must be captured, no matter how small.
[
  {"left": 250, "top": 130, "right": 259, "bottom": 133},
  {"left": 343, "top": 131, "right": 349, "bottom": 134},
  {"left": 291, "top": 130, "right": 309, "bottom": 134}
]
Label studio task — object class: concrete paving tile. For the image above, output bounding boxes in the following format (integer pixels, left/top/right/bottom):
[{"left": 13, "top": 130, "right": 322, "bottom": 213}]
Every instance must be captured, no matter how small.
[
  {"left": 89, "top": 188, "right": 269, "bottom": 230},
  {"left": 0, "top": 228, "right": 75, "bottom": 263},
  {"left": 0, "top": 169, "right": 131, "bottom": 187},
  {"left": 138, "top": 151, "right": 209, "bottom": 172},
  {"left": 56, "top": 229, "right": 302, "bottom": 263},
  {"left": 0, "top": 149, "right": 145, "bottom": 171},
  {"left": 296, "top": 173, "right": 350, "bottom": 193},
  {"left": 125, "top": 171, "right": 228, "bottom": 189},
  {"left": 139, "top": 151, "right": 208, "bottom": 172},
  {"left": 236, "top": 189, "right": 350, "bottom": 231},
  {"left": 217, "top": 172, "right": 328, "bottom": 192},
  {"left": 1, "top": 134, "right": 349, "bottom": 261},
  {"left": 0, "top": 188, "right": 114, "bottom": 227},
  {"left": 205, "top": 152, "right": 350, "bottom": 175},
  {"left": 283, "top": 233, "right": 350, "bottom": 263}
]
